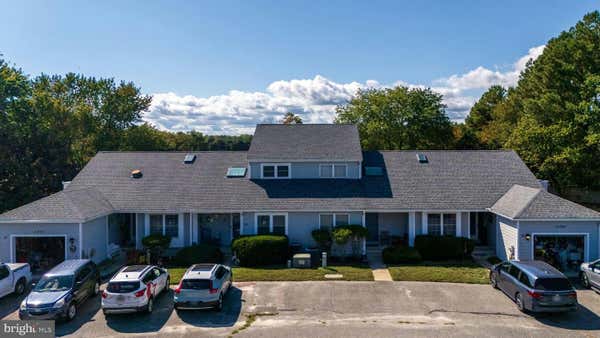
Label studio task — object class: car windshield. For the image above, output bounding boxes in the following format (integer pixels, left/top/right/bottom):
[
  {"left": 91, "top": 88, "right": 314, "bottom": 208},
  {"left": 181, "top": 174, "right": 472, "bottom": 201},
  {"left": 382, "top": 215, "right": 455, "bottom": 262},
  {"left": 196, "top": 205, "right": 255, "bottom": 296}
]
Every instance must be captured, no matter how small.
[
  {"left": 534, "top": 278, "right": 572, "bottom": 291},
  {"left": 181, "top": 279, "right": 211, "bottom": 290},
  {"left": 107, "top": 281, "right": 140, "bottom": 293},
  {"left": 34, "top": 275, "right": 74, "bottom": 292}
]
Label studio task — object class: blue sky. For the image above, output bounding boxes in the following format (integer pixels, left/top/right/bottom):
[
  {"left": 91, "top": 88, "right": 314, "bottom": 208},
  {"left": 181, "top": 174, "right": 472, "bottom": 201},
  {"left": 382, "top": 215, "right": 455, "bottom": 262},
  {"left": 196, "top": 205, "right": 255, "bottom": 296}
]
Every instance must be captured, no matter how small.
[{"left": 1, "top": 1, "right": 597, "bottom": 134}]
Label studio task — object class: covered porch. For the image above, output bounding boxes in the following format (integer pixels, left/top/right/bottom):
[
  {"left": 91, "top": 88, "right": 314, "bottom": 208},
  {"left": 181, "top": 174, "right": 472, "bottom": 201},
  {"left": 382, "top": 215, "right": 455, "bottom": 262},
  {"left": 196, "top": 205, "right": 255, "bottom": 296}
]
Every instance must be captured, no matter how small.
[{"left": 364, "top": 211, "right": 496, "bottom": 248}]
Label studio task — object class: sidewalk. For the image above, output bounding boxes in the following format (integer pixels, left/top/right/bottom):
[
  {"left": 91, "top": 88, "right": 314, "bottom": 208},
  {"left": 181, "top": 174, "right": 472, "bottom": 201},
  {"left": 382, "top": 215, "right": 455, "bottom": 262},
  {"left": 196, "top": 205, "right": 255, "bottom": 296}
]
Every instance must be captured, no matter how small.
[{"left": 366, "top": 247, "right": 393, "bottom": 281}]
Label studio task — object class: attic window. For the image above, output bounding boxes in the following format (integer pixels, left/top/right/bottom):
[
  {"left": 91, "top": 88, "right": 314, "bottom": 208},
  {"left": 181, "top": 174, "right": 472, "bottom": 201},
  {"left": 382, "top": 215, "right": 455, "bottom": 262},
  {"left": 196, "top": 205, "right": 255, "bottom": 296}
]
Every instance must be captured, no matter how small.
[
  {"left": 226, "top": 167, "right": 247, "bottom": 177},
  {"left": 365, "top": 166, "right": 383, "bottom": 176},
  {"left": 416, "top": 153, "right": 428, "bottom": 163},
  {"left": 183, "top": 154, "right": 196, "bottom": 164},
  {"left": 131, "top": 170, "right": 143, "bottom": 179}
]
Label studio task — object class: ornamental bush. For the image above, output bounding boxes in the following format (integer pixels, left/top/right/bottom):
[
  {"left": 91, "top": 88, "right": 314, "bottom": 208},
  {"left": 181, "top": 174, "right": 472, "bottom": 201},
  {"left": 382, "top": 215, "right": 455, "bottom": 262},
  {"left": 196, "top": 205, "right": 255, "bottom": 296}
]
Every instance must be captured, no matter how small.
[
  {"left": 172, "top": 244, "right": 223, "bottom": 266},
  {"left": 311, "top": 229, "right": 332, "bottom": 252},
  {"left": 382, "top": 246, "right": 422, "bottom": 264},
  {"left": 231, "top": 235, "right": 289, "bottom": 267},
  {"left": 414, "top": 235, "right": 476, "bottom": 260}
]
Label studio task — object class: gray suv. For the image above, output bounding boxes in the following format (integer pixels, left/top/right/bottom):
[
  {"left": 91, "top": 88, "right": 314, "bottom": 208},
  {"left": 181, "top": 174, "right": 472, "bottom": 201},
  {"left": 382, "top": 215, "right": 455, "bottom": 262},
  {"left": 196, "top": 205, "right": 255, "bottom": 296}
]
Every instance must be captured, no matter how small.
[
  {"left": 173, "top": 264, "right": 232, "bottom": 311},
  {"left": 19, "top": 259, "right": 100, "bottom": 321},
  {"left": 580, "top": 259, "right": 600, "bottom": 290},
  {"left": 490, "top": 260, "right": 577, "bottom": 313}
]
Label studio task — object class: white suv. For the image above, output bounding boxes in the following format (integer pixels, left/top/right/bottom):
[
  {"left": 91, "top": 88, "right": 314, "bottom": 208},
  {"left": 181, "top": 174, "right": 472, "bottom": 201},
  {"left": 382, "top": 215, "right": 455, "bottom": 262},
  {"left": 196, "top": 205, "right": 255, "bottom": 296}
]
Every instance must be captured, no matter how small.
[
  {"left": 174, "top": 264, "right": 232, "bottom": 311},
  {"left": 102, "top": 265, "right": 170, "bottom": 315}
]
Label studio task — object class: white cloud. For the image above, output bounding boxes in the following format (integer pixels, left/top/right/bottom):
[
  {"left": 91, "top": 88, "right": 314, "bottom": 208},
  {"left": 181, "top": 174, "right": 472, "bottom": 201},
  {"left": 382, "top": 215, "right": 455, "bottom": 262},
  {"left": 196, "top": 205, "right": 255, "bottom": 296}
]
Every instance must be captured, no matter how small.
[
  {"left": 435, "top": 45, "right": 545, "bottom": 91},
  {"left": 144, "top": 45, "right": 545, "bottom": 134}
]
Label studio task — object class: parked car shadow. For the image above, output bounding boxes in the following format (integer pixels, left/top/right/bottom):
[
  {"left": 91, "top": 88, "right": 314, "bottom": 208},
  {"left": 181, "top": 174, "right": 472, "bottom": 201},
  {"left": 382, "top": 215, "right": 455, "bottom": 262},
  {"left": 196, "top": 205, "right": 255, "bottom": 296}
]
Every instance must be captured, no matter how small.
[
  {"left": 0, "top": 286, "right": 30, "bottom": 319},
  {"left": 55, "top": 294, "right": 102, "bottom": 336},
  {"left": 176, "top": 286, "right": 243, "bottom": 328},
  {"left": 104, "top": 289, "right": 173, "bottom": 334},
  {"left": 532, "top": 303, "right": 600, "bottom": 331}
]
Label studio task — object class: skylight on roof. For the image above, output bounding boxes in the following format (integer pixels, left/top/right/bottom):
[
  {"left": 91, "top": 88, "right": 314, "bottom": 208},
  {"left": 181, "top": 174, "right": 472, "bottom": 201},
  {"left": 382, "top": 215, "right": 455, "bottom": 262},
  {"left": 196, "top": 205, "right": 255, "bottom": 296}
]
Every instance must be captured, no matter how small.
[
  {"left": 365, "top": 166, "right": 383, "bottom": 176},
  {"left": 226, "top": 167, "right": 247, "bottom": 177},
  {"left": 416, "top": 153, "right": 428, "bottom": 163},
  {"left": 183, "top": 154, "right": 196, "bottom": 164}
]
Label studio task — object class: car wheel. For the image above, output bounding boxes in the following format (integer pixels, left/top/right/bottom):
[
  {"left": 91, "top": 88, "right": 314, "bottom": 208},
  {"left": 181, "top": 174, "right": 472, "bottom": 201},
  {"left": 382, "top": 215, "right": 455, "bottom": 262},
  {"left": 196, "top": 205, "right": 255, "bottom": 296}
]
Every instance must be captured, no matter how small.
[
  {"left": 67, "top": 303, "right": 77, "bottom": 321},
  {"left": 515, "top": 293, "right": 526, "bottom": 313},
  {"left": 146, "top": 298, "right": 154, "bottom": 313},
  {"left": 14, "top": 278, "right": 26, "bottom": 295},
  {"left": 215, "top": 293, "right": 223, "bottom": 312},
  {"left": 93, "top": 281, "right": 100, "bottom": 296},
  {"left": 490, "top": 273, "right": 498, "bottom": 289},
  {"left": 581, "top": 273, "right": 590, "bottom": 288}
]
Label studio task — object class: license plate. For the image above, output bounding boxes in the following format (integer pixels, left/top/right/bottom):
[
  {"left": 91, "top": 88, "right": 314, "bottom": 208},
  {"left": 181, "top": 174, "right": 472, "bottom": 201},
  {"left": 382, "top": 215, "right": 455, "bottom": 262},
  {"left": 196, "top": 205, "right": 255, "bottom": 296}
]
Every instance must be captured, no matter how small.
[
  {"left": 117, "top": 295, "right": 125, "bottom": 302},
  {"left": 553, "top": 295, "right": 561, "bottom": 302}
]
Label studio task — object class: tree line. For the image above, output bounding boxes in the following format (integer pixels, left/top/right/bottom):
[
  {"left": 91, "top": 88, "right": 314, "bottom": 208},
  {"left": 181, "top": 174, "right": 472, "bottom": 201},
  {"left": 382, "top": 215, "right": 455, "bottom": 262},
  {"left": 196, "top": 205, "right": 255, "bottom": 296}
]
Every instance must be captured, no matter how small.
[
  {"left": 0, "top": 69, "right": 252, "bottom": 212},
  {"left": 336, "top": 11, "right": 600, "bottom": 194},
  {"left": 1, "top": 11, "right": 598, "bottom": 213}
]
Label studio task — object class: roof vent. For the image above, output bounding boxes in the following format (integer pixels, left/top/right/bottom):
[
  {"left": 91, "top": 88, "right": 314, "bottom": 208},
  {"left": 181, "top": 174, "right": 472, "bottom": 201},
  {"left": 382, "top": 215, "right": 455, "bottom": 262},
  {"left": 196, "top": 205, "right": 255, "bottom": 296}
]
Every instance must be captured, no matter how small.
[
  {"left": 131, "top": 169, "right": 143, "bottom": 179},
  {"left": 416, "top": 153, "right": 428, "bottom": 163},
  {"left": 183, "top": 154, "right": 196, "bottom": 164}
]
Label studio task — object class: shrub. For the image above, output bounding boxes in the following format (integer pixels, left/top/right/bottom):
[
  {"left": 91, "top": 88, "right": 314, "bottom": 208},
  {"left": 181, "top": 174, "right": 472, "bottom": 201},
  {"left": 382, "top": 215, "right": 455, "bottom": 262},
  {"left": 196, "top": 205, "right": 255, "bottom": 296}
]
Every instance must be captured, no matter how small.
[
  {"left": 231, "top": 235, "right": 289, "bottom": 267},
  {"left": 142, "top": 234, "right": 171, "bottom": 250},
  {"left": 311, "top": 229, "right": 332, "bottom": 251},
  {"left": 332, "top": 225, "right": 367, "bottom": 258},
  {"left": 332, "top": 228, "right": 352, "bottom": 245},
  {"left": 414, "top": 235, "right": 476, "bottom": 261},
  {"left": 142, "top": 234, "right": 172, "bottom": 264},
  {"left": 172, "top": 244, "right": 223, "bottom": 266},
  {"left": 486, "top": 256, "right": 502, "bottom": 265},
  {"left": 382, "top": 246, "right": 422, "bottom": 264}
]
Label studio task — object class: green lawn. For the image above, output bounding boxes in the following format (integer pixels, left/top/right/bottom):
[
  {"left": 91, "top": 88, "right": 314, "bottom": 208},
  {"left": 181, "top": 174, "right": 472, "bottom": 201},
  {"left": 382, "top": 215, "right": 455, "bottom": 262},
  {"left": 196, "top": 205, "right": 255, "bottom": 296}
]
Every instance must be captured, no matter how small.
[
  {"left": 167, "top": 265, "right": 373, "bottom": 284},
  {"left": 388, "top": 261, "right": 490, "bottom": 284}
]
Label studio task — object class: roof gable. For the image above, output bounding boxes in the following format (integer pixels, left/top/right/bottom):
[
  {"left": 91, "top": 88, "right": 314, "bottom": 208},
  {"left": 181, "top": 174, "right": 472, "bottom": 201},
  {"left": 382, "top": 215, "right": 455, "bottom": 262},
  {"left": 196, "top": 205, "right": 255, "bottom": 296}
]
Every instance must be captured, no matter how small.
[
  {"left": 490, "top": 184, "right": 600, "bottom": 220},
  {"left": 247, "top": 124, "right": 362, "bottom": 162}
]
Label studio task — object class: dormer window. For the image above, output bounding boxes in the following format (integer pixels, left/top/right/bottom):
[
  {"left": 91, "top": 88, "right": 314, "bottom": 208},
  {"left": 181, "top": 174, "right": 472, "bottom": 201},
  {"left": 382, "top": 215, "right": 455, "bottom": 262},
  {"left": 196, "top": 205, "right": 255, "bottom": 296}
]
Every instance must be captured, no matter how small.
[
  {"left": 261, "top": 163, "right": 290, "bottom": 179},
  {"left": 319, "top": 164, "right": 347, "bottom": 178}
]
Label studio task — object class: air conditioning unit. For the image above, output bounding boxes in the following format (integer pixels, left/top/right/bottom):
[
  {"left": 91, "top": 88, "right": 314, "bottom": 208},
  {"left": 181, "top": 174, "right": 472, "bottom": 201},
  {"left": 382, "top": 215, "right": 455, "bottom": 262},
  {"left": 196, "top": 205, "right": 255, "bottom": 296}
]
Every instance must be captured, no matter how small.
[{"left": 292, "top": 253, "right": 311, "bottom": 268}]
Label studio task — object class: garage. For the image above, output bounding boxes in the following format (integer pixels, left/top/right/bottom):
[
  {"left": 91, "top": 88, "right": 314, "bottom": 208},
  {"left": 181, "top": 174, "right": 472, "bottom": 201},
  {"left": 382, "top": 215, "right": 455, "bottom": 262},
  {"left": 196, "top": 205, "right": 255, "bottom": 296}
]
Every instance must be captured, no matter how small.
[
  {"left": 533, "top": 234, "right": 586, "bottom": 277},
  {"left": 14, "top": 236, "right": 67, "bottom": 273}
]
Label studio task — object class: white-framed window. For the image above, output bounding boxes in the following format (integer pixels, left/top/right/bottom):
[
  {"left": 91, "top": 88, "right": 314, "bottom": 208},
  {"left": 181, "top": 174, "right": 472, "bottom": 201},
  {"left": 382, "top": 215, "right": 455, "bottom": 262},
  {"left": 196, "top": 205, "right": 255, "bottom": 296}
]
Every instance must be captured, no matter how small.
[
  {"left": 149, "top": 214, "right": 180, "bottom": 238},
  {"left": 255, "top": 213, "right": 288, "bottom": 235},
  {"left": 319, "top": 164, "right": 347, "bottom": 178},
  {"left": 427, "top": 213, "right": 457, "bottom": 236},
  {"left": 319, "top": 213, "right": 350, "bottom": 230},
  {"left": 261, "top": 163, "right": 290, "bottom": 179}
]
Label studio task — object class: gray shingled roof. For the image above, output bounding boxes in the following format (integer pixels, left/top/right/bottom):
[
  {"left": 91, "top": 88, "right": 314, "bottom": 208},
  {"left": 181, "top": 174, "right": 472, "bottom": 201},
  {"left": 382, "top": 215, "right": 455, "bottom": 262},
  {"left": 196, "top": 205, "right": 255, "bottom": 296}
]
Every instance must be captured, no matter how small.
[
  {"left": 0, "top": 188, "right": 113, "bottom": 222},
  {"left": 0, "top": 149, "right": 545, "bottom": 221},
  {"left": 489, "top": 184, "right": 600, "bottom": 220},
  {"left": 247, "top": 124, "right": 363, "bottom": 161}
]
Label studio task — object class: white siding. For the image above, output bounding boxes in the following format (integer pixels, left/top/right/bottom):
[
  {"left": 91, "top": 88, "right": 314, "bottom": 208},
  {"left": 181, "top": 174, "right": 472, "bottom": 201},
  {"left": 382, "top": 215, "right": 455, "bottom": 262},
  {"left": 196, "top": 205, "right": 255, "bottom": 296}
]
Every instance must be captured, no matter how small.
[{"left": 497, "top": 219, "right": 518, "bottom": 260}]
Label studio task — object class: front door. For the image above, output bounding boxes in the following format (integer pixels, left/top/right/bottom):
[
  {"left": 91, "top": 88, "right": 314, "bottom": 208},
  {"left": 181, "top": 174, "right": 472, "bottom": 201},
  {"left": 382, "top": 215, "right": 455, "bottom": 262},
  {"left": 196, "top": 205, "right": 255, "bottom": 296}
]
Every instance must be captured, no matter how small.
[{"left": 365, "top": 213, "right": 379, "bottom": 243}]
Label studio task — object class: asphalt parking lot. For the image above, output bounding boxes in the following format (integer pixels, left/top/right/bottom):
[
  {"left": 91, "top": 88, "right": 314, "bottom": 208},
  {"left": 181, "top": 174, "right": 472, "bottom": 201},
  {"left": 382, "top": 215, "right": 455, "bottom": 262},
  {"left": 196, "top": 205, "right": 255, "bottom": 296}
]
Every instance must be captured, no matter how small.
[{"left": 1, "top": 281, "right": 599, "bottom": 337}]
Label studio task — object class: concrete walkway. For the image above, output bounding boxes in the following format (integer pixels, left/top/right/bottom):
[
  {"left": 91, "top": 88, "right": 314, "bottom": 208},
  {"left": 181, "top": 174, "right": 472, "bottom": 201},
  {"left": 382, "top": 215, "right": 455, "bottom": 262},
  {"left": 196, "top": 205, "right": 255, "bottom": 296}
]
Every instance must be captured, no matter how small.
[{"left": 366, "top": 246, "right": 393, "bottom": 281}]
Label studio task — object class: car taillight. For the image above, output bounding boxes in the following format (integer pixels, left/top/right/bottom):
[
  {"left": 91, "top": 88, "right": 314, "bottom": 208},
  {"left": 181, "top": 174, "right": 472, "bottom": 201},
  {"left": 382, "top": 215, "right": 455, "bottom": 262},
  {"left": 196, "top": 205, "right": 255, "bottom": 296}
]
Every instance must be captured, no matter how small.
[
  {"left": 101, "top": 291, "right": 107, "bottom": 299},
  {"left": 527, "top": 290, "right": 543, "bottom": 299},
  {"left": 209, "top": 280, "right": 218, "bottom": 294},
  {"left": 174, "top": 281, "right": 183, "bottom": 294},
  {"left": 568, "top": 292, "right": 577, "bottom": 299},
  {"left": 134, "top": 288, "right": 146, "bottom": 297}
]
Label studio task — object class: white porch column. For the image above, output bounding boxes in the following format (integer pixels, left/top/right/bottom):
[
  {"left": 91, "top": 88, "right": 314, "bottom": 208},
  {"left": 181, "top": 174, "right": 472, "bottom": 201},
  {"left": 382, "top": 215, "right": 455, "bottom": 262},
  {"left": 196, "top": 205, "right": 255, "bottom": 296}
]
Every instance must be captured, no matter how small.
[
  {"left": 421, "top": 212, "right": 428, "bottom": 235},
  {"left": 408, "top": 212, "right": 416, "bottom": 247},
  {"left": 362, "top": 211, "right": 366, "bottom": 255},
  {"left": 456, "top": 212, "right": 462, "bottom": 237},
  {"left": 144, "top": 213, "right": 150, "bottom": 236},
  {"left": 240, "top": 212, "right": 244, "bottom": 236}
]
